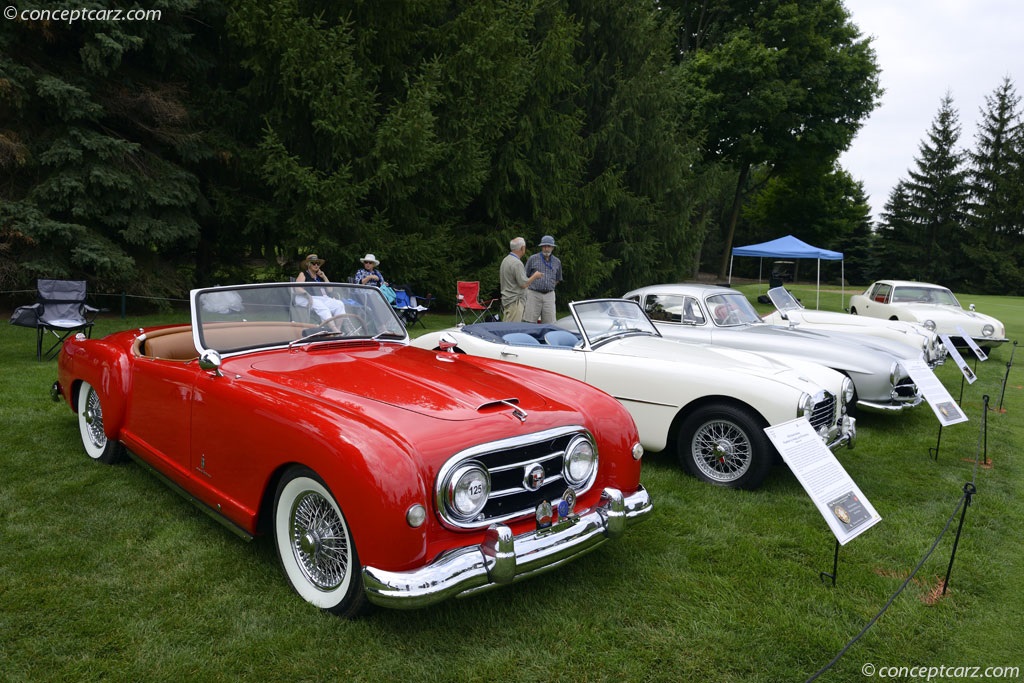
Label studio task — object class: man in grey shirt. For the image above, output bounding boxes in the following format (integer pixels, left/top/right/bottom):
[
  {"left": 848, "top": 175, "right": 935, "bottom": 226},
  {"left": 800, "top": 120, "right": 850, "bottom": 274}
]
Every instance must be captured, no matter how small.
[{"left": 499, "top": 236, "right": 542, "bottom": 323}]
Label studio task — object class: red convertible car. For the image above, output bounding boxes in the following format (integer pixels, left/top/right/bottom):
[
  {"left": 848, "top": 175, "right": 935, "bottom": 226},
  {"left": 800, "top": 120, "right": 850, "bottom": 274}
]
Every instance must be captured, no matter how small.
[{"left": 53, "top": 282, "right": 651, "bottom": 616}]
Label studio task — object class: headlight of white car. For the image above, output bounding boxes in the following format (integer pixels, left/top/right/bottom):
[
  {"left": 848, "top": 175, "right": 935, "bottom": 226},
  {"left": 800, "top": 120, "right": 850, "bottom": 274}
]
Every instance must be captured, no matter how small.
[
  {"left": 982, "top": 324, "right": 995, "bottom": 338},
  {"left": 444, "top": 461, "right": 490, "bottom": 521},
  {"left": 798, "top": 392, "right": 816, "bottom": 419}
]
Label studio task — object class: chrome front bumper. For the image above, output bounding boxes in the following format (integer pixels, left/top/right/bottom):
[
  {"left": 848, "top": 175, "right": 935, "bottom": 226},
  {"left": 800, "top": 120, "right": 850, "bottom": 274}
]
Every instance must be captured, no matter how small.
[
  {"left": 362, "top": 486, "right": 652, "bottom": 609},
  {"left": 858, "top": 393, "right": 925, "bottom": 413},
  {"left": 826, "top": 416, "right": 856, "bottom": 451}
]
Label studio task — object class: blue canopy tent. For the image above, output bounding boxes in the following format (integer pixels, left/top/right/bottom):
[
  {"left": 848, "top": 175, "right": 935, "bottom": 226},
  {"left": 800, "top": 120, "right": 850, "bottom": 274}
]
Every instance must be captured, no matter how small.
[{"left": 728, "top": 235, "right": 844, "bottom": 309}]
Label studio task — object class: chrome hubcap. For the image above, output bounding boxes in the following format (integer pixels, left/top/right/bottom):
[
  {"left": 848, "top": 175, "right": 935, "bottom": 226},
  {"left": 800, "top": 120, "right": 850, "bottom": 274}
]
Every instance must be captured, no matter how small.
[{"left": 85, "top": 391, "right": 105, "bottom": 447}]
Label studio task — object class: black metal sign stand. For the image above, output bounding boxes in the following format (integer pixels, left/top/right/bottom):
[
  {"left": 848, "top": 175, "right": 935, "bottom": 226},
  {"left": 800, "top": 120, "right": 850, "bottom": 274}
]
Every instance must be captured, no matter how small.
[
  {"left": 820, "top": 539, "right": 840, "bottom": 587},
  {"left": 942, "top": 482, "right": 976, "bottom": 596},
  {"left": 996, "top": 340, "right": 1016, "bottom": 413},
  {"left": 929, "top": 424, "right": 943, "bottom": 461}
]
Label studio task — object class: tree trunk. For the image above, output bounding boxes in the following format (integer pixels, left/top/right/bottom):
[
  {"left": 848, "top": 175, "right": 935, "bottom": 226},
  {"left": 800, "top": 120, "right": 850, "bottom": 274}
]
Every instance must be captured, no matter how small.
[{"left": 717, "top": 162, "right": 750, "bottom": 281}]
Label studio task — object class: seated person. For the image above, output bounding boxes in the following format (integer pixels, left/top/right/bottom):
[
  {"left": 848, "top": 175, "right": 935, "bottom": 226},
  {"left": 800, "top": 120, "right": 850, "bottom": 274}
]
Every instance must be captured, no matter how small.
[
  {"left": 355, "top": 254, "right": 387, "bottom": 288},
  {"left": 296, "top": 253, "right": 346, "bottom": 325}
]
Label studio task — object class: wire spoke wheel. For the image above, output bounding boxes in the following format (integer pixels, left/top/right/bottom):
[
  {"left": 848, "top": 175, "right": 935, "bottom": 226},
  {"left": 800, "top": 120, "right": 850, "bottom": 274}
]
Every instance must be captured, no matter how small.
[
  {"left": 678, "top": 404, "right": 773, "bottom": 490},
  {"left": 289, "top": 490, "right": 351, "bottom": 591},
  {"left": 273, "top": 467, "right": 366, "bottom": 616},
  {"left": 691, "top": 419, "right": 752, "bottom": 482}
]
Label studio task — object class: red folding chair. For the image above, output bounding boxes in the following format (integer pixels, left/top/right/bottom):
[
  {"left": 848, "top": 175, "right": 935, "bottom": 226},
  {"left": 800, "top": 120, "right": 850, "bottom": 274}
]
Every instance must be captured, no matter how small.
[{"left": 456, "top": 281, "right": 499, "bottom": 324}]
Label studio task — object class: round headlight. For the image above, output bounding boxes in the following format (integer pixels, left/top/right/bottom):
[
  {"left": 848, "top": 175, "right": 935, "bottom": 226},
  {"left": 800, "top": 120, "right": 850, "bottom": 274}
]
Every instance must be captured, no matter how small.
[
  {"left": 922, "top": 319, "right": 936, "bottom": 331},
  {"left": 798, "top": 392, "right": 816, "bottom": 418},
  {"left": 445, "top": 462, "right": 490, "bottom": 520},
  {"left": 982, "top": 324, "right": 995, "bottom": 338},
  {"left": 563, "top": 435, "right": 598, "bottom": 487},
  {"left": 841, "top": 376, "right": 855, "bottom": 406}
]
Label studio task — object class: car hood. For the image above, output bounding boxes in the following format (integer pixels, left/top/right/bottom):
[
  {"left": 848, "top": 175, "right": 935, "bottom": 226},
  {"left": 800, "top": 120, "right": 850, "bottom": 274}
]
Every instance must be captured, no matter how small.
[
  {"left": 897, "top": 303, "right": 1001, "bottom": 326},
  {"left": 243, "top": 344, "right": 557, "bottom": 421},
  {"left": 602, "top": 335, "right": 825, "bottom": 385}
]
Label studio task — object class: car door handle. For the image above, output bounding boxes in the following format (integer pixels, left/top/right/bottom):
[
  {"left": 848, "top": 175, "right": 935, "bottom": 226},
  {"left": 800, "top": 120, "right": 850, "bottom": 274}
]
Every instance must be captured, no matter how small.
[{"left": 500, "top": 350, "right": 518, "bottom": 358}]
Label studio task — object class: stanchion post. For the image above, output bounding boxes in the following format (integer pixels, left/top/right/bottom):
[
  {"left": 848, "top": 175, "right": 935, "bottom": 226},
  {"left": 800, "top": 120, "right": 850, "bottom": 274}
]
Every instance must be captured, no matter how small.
[{"left": 982, "top": 395, "right": 989, "bottom": 466}]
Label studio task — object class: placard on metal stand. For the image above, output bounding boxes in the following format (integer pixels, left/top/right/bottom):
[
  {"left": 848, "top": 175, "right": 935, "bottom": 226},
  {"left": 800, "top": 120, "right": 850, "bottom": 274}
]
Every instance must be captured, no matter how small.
[{"left": 764, "top": 419, "right": 881, "bottom": 587}]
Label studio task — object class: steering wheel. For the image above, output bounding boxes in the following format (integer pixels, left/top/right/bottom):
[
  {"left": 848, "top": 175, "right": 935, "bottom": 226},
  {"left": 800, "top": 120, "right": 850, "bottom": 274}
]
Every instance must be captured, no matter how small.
[{"left": 320, "top": 313, "right": 368, "bottom": 335}]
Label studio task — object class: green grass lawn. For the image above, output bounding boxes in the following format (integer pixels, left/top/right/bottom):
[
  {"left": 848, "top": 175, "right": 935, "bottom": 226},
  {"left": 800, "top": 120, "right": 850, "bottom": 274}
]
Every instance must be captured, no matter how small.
[{"left": 2, "top": 291, "right": 1022, "bottom": 682}]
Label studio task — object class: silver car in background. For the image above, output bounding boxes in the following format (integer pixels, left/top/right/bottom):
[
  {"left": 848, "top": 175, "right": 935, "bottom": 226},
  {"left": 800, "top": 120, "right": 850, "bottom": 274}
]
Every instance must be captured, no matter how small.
[
  {"left": 762, "top": 286, "right": 946, "bottom": 366},
  {"left": 624, "top": 284, "right": 924, "bottom": 414}
]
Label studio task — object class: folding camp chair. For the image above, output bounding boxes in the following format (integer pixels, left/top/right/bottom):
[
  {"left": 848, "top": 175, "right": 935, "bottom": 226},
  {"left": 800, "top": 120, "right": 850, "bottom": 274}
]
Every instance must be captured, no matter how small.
[
  {"left": 456, "top": 281, "right": 499, "bottom": 325},
  {"left": 10, "top": 279, "right": 101, "bottom": 360},
  {"left": 392, "top": 287, "right": 431, "bottom": 328}
]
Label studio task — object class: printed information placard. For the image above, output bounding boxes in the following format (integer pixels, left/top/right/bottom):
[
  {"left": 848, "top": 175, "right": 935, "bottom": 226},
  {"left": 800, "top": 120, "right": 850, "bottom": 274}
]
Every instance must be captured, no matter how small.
[
  {"left": 940, "top": 334, "right": 977, "bottom": 384},
  {"left": 903, "top": 358, "right": 969, "bottom": 426},
  {"left": 956, "top": 325, "right": 988, "bottom": 362},
  {"left": 764, "top": 418, "right": 881, "bottom": 545}
]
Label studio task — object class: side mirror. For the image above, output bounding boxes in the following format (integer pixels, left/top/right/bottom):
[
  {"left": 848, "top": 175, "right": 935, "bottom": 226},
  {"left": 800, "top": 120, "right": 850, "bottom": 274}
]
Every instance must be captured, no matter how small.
[
  {"left": 199, "top": 349, "right": 223, "bottom": 376},
  {"left": 438, "top": 334, "right": 458, "bottom": 353},
  {"left": 969, "top": 303, "right": 976, "bottom": 311}
]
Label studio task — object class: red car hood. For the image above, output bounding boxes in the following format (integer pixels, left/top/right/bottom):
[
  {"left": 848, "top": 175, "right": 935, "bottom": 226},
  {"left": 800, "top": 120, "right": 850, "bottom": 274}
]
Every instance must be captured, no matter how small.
[{"left": 243, "top": 343, "right": 555, "bottom": 421}]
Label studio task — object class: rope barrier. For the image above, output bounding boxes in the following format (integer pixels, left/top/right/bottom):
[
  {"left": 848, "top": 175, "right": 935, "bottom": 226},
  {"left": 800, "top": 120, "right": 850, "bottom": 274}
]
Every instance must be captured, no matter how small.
[{"left": 805, "top": 397, "right": 989, "bottom": 683}]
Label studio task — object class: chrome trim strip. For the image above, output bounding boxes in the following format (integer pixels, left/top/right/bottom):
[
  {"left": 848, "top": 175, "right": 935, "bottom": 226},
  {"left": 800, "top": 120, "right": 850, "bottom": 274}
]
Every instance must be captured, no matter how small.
[{"left": 362, "top": 485, "right": 652, "bottom": 609}]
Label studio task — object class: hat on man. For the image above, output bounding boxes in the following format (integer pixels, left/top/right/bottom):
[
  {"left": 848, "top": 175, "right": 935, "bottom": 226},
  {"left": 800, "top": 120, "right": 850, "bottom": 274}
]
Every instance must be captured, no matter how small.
[
  {"left": 538, "top": 235, "right": 557, "bottom": 248},
  {"left": 303, "top": 253, "right": 325, "bottom": 267},
  {"left": 361, "top": 254, "right": 380, "bottom": 266}
]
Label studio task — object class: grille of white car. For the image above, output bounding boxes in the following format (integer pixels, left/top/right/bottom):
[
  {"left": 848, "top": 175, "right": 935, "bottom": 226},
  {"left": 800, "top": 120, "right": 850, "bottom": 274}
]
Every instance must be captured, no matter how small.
[{"left": 808, "top": 392, "right": 837, "bottom": 432}]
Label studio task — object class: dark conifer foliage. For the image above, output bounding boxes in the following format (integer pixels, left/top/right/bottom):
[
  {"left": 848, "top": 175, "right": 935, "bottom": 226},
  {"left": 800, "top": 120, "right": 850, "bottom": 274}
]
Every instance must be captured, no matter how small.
[{"left": 0, "top": 1, "right": 207, "bottom": 297}]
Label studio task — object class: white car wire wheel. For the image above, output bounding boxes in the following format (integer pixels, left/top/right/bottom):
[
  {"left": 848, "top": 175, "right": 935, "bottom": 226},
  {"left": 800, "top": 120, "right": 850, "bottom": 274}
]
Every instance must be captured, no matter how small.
[
  {"left": 273, "top": 467, "right": 367, "bottom": 617},
  {"left": 678, "top": 404, "right": 773, "bottom": 490},
  {"left": 76, "top": 381, "right": 126, "bottom": 464}
]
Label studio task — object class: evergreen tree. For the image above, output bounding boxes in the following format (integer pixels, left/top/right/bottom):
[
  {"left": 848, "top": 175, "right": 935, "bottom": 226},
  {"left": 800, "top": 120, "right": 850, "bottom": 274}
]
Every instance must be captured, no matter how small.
[
  {"left": 876, "top": 94, "right": 969, "bottom": 286},
  {"left": 0, "top": 0, "right": 208, "bottom": 297},
  {"left": 964, "top": 77, "right": 1024, "bottom": 293}
]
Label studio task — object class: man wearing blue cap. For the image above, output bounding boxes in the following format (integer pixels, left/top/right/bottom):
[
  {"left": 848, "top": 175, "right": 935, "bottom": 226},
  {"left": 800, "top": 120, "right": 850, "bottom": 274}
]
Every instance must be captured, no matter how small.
[{"left": 525, "top": 235, "right": 563, "bottom": 324}]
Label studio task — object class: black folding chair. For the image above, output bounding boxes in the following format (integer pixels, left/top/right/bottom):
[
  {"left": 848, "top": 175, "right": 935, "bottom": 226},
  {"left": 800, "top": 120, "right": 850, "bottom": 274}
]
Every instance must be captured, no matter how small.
[{"left": 9, "top": 279, "right": 101, "bottom": 360}]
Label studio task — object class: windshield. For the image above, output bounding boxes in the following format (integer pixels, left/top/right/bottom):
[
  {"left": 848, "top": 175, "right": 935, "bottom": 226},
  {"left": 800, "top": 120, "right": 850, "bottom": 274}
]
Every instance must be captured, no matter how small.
[
  {"left": 191, "top": 282, "right": 407, "bottom": 355},
  {"left": 892, "top": 285, "right": 960, "bottom": 306},
  {"left": 767, "top": 286, "right": 803, "bottom": 312},
  {"left": 706, "top": 293, "right": 762, "bottom": 326},
  {"left": 570, "top": 299, "right": 659, "bottom": 345}
]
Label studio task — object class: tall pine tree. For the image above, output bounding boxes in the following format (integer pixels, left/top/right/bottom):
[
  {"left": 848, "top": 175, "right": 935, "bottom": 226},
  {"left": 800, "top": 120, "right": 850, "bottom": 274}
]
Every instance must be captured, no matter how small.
[
  {"left": 876, "top": 94, "right": 969, "bottom": 286},
  {"left": 964, "top": 77, "right": 1024, "bottom": 293}
]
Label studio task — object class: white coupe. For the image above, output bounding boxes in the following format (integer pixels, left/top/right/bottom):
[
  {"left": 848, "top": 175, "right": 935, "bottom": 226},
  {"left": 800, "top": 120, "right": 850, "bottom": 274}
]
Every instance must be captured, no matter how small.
[
  {"left": 849, "top": 280, "right": 1007, "bottom": 350},
  {"left": 413, "top": 299, "right": 855, "bottom": 490}
]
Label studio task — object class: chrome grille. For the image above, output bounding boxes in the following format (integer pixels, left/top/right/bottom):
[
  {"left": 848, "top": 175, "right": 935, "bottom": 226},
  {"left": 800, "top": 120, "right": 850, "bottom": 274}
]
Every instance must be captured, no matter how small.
[
  {"left": 809, "top": 392, "right": 837, "bottom": 432},
  {"left": 435, "top": 426, "right": 595, "bottom": 530}
]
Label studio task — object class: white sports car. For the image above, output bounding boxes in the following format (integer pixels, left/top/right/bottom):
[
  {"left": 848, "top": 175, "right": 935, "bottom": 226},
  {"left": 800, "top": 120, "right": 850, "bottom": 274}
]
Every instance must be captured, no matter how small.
[
  {"left": 762, "top": 286, "right": 946, "bottom": 365},
  {"left": 623, "top": 284, "right": 926, "bottom": 414},
  {"left": 413, "top": 299, "right": 855, "bottom": 491},
  {"left": 849, "top": 280, "right": 1008, "bottom": 350}
]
